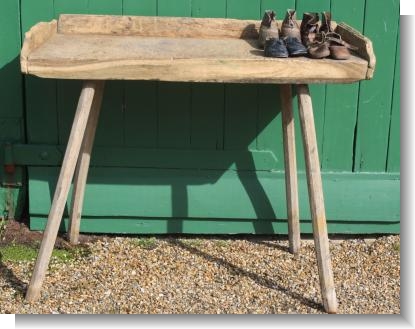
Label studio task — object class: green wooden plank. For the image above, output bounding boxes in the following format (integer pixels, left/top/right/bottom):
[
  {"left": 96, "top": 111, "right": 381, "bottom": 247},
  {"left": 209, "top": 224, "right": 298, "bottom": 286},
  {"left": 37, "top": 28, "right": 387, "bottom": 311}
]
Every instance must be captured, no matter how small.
[
  {"left": 295, "top": 0, "right": 330, "bottom": 18},
  {"left": 260, "top": 0, "right": 295, "bottom": 19},
  {"left": 0, "top": 56, "right": 22, "bottom": 119},
  {"left": 224, "top": 84, "right": 258, "bottom": 151},
  {"left": 157, "top": 0, "right": 191, "bottom": 17},
  {"left": 13, "top": 144, "right": 278, "bottom": 170},
  {"left": 123, "top": 0, "right": 157, "bottom": 15},
  {"left": 256, "top": 84, "right": 284, "bottom": 170},
  {"left": 321, "top": 0, "right": 365, "bottom": 171},
  {"left": 20, "top": 0, "right": 54, "bottom": 33},
  {"left": 28, "top": 166, "right": 400, "bottom": 222},
  {"left": 0, "top": 0, "right": 23, "bottom": 119},
  {"left": 189, "top": 0, "right": 227, "bottom": 150},
  {"left": 94, "top": 81, "right": 125, "bottom": 146},
  {"left": 0, "top": 185, "right": 25, "bottom": 220},
  {"left": 226, "top": 0, "right": 261, "bottom": 19},
  {"left": 387, "top": 27, "right": 400, "bottom": 173},
  {"left": 123, "top": 2, "right": 157, "bottom": 148},
  {"left": 10, "top": 0, "right": 52, "bottom": 220},
  {"left": 192, "top": 0, "right": 226, "bottom": 18},
  {"left": 30, "top": 216, "right": 400, "bottom": 235},
  {"left": 157, "top": 82, "right": 191, "bottom": 148},
  {"left": 330, "top": 0, "right": 365, "bottom": 32},
  {"left": 53, "top": 0, "right": 88, "bottom": 16},
  {"left": 21, "top": 0, "right": 58, "bottom": 144},
  {"left": 354, "top": 0, "right": 399, "bottom": 172},
  {"left": 56, "top": 80, "right": 82, "bottom": 145},
  {"left": 28, "top": 167, "right": 283, "bottom": 219},
  {"left": 25, "top": 77, "right": 58, "bottom": 144},
  {"left": 291, "top": 92, "right": 305, "bottom": 171},
  {"left": 190, "top": 84, "right": 224, "bottom": 150},
  {"left": 124, "top": 81, "right": 157, "bottom": 148},
  {"left": 88, "top": 0, "right": 122, "bottom": 15},
  {"left": 55, "top": 1, "right": 124, "bottom": 148},
  {"left": 321, "top": 83, "right": 359, "bottom": 171},
  {"left": 0, "top": 118, "right": 23, "bottom": 143}
]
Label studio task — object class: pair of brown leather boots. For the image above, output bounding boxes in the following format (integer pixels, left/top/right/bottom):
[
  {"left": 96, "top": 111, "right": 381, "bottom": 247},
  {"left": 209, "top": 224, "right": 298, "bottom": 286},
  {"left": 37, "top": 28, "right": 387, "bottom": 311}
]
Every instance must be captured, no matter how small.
[{"left": 301, "top": 11, "right": 357, "bottom": 60}]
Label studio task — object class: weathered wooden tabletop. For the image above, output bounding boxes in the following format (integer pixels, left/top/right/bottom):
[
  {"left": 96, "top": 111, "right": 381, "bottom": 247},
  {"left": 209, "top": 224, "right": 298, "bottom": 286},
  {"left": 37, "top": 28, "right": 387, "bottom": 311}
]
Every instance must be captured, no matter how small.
[{"left": 21, "top": 14, "right": 375, "bottom": 84}]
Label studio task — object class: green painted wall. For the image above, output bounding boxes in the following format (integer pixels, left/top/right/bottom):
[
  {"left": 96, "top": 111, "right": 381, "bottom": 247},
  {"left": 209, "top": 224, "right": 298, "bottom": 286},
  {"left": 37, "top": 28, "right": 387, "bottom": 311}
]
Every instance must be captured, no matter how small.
[
  {"left": 0, "top": 0, "right": 400, "bottom": 233},
  {"left": 0, "top": 0, "right": 25, "bottom": 219}
]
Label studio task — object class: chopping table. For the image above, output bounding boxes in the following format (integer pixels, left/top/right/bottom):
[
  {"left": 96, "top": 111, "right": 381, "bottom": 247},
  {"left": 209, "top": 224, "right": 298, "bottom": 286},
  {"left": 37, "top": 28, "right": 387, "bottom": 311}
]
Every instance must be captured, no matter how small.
[{"left": 20, "top": 14, "right": 375, "bottom": 313}]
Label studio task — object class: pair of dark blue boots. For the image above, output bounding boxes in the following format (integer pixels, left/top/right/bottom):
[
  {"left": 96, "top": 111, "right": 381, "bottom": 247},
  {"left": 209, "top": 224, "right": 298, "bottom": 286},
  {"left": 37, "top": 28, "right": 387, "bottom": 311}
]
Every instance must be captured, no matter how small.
[{"left": 264, "top": 37, "right": 307, "bottom": 58}]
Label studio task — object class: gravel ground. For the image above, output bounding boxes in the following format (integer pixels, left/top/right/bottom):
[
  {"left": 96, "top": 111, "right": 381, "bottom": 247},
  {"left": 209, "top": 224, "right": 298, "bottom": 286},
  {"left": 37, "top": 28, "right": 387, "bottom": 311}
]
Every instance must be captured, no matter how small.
[{"left": 0, "top": 234, "right": 400, "bottom": 314}]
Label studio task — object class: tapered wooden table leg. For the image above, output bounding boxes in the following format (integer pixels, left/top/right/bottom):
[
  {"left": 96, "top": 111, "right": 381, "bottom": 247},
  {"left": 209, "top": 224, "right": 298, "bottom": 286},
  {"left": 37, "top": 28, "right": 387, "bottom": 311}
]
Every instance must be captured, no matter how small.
[
  {"left": 68, "top": 81, "right": 105, "bottom": 244},
  {"left": 280, "top": 85, "right": 300, "bottom": 254},
  {"left": 296, "top": 84, "right": 338, "bottom": 314},
  {"left": 25, "top": 81, "right": 103, "bottom": 302}
]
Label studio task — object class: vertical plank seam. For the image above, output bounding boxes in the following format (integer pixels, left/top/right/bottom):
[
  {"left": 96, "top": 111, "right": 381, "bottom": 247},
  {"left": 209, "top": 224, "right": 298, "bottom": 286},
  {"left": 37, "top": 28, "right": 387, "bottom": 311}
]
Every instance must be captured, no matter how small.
[
  {"left": 256, "top": 0, "right": 262, "bottom": 19},
  {"left": 320, "top": 84, "right": 327, "bottom": 171},
  {"left": 189, "top": 83, "right": 193, "bottom": 147},
  {"left": 17, "top": 0, "right": 23, "bottom": 47},
  {"left": 221, "top": 84, "right": 227, "bottom": 150},
  {"left": 19, "top": 0, "right": 27, "bottom": 47},
  {"left": 257, "top": 0, "right": 261, "bottom": 19},
  {"left": 52, "top": 1, "right": 61, "bottom": 147},
  {"left": 362, "top": 0, "right": 368, "bottom": 35},
  {"left": 18, "top": 0, "right": 29, "bottom": 145},
  {"left": 191, "top": 0, "right": 195, "bottom": 17},
  {"left": 156, "top": 81, "right": 160, "bottom": 147},
  {"left": 359, "top": 0, "right": 398, "bottom": 172},
  {"left": 255, "top": 85, "right": 259, "bottom": 151},
  {"left": 351, "top": 99, "right": 359, "bottom": 172},
  {"left": 352, "top": 0, "right": 368, "bottom": 172},
  {"left": 122, "top": 81, "right": 126, "bottom": 146},
  {"left": 385, "top": 17, "right": 400, "bottom": 172},
  {"left": 215, "top": 84, "right": 224, "bottom": 150}
]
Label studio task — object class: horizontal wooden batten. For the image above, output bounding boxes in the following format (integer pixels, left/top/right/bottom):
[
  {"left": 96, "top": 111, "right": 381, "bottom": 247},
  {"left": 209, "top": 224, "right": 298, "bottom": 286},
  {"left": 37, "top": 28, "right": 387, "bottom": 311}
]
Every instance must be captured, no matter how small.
[
  {"left": 11, "top": 144, "right": 279, "bottom": 170},
  {"left": 28, "top": 167, "right": 400, "bottom": 224},
  {"left": 30, "top": 217, "right": 400, "bottom": 235}
]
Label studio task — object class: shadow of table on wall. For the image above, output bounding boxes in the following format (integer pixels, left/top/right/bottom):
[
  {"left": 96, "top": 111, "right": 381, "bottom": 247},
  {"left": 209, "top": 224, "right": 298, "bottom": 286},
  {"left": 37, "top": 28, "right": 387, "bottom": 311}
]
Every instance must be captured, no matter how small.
[{"left": 25, "top": 80, "right": 297, "bottom": 235}]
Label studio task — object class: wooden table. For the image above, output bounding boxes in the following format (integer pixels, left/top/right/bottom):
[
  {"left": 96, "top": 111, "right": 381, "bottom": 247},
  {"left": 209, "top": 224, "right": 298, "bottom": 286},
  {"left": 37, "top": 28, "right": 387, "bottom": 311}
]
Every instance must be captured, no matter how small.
[{"left": 21, "top": 14, "right": 375, "bottom": 313}]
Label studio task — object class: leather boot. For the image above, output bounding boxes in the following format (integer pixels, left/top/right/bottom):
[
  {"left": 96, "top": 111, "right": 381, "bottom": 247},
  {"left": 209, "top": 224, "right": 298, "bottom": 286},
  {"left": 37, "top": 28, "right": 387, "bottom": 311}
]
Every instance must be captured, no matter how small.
[
  {"left": 258, "top": 10, "right": 279, "bottom": 48},
  {"left": 325, "top": 32, "right": 358, "bottom": 60},
  {"left": 284, "top": 36, "right": 308, "bottom": 56},
  {"left": 320, "top": 11, "right": 333, "bottom": 33},
  {"left": 264, "top": 38, "right": 289, "bottom": 58},
  {"left": 300, "top": 12, "right": 319, "bottom": 47},
  {"left": 308, "top": 41, "right": 330, "bottom": 59},
  {"left": 280, "top": 9, "right": 301, "bottom": 40},
  {"left": 308, "top": 31, "right": 358, "bottom": 60}
]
